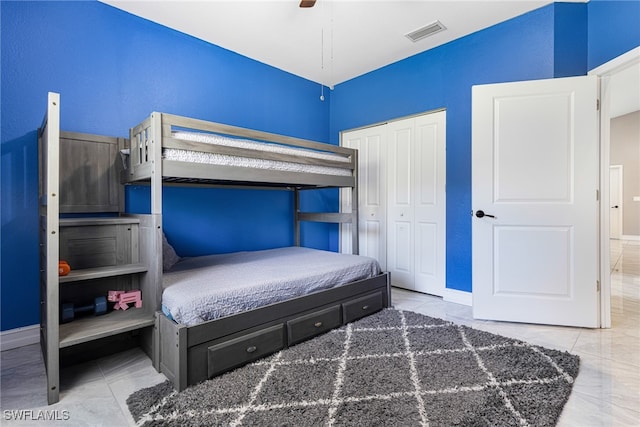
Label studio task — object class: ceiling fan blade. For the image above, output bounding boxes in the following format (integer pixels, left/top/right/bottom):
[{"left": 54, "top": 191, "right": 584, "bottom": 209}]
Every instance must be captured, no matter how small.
[{"left": 299, "top": 0, "right": 316, "bottom": 8}]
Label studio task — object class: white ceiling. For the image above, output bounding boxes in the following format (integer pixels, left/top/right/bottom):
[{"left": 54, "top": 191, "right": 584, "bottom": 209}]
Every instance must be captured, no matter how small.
[
  {"left": 101, "top": 0, "right": 587, "bottom": 88},
  {"left": 100, "top": 0, "right": 638, "bottom": 116}
]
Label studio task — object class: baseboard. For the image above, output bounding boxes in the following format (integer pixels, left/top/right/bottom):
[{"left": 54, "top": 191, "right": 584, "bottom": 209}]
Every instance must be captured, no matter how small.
[
  {"left": 0, "top": 324, "right": 39, "bottom": 351},
  {"left": 443, "top": 288, "right": 472, "bottom": 306},
  {"left": 622, "top": 234, "right": 640, "bottom": 241}
]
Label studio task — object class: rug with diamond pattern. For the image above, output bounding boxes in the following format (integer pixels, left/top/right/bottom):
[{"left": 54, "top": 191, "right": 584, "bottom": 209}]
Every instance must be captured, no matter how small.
[{"left": 127, "top": 308, "right": 580, "bottom": 426}]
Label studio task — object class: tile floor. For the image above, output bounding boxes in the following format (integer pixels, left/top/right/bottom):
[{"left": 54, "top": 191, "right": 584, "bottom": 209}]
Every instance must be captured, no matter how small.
[{"left": 1, "top": 239, "right": 639, "bottom": 426}]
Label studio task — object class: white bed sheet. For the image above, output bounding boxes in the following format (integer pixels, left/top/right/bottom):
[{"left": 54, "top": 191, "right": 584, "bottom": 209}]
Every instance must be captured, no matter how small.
[
  {"left": 163, "top": 131, "right": 351, "bottom": 177},
  {"left": 162, "top": 246, "right": 381, "bottom": 327}
]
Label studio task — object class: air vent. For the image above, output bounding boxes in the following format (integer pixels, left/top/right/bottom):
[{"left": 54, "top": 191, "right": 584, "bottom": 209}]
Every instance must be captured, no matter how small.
[{"left": 405, "top": 21, "right": 446, "bottom": 42}]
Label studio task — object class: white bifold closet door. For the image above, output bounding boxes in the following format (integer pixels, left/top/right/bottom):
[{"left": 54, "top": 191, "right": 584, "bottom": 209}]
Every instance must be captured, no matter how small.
[
  {"left": 341, "top": 125, "right": 387, "bottom": 270},
  {"left": 342, "top": 111, "right": 446, "bottom": 296},
  {"left": 387, "top": 113, "right": 446, "bottom": 295}
]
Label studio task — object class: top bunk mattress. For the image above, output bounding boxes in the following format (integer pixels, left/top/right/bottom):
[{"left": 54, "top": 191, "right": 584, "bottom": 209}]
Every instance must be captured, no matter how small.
[
  {"left": 164, "top": 131, "right": 352, "bottom": 177},
  {"left": 162, "top": 246, "right": 381, "bottom": 327}
]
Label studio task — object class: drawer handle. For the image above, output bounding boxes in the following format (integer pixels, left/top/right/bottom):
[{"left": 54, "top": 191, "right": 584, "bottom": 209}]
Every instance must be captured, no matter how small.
[
  {"left": 246, "top": 346, "right": 257, "bottom": 353},
  {"left": 314, "top": 321, "right": 323, "bottom": 328},
  {"left": 362, "top": 305, "right": 369, "bottom": 310}
]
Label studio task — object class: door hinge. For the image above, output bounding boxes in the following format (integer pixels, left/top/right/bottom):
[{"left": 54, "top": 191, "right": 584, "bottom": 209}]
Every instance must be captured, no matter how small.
[
  {"left": 596, "top": 189, "right": 599, "bottom": 201},
  {"left": 597, "top": 280, "right": 601, "bottom": 292},
  {"left": 597, "top": 99, "right": 600, "bottom": 110}
]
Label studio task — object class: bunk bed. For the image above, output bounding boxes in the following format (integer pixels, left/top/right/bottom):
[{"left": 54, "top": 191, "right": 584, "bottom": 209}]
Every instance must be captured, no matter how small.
[{"left": 121, "top": 112, "right": 391, "bottom": 391}]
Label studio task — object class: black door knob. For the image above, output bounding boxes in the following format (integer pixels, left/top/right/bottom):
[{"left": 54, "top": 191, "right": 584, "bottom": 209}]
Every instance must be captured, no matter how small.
[
  {"left": 611, "top": 205, "right": 619, "bottom": 208},
  {"left": 475, "top": 210, "right": 496, "bottom": 219}
]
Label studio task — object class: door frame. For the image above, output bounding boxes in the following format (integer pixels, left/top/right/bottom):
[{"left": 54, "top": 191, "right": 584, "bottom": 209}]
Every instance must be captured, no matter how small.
[
  {"left": 609, "top": 165, "right": 623, "bottom": 240},
  {"left": 589, "top": 46, "right": 640, "bottom": 328}
]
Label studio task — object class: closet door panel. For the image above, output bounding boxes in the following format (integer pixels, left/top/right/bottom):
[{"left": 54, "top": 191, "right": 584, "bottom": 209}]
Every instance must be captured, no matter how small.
[
  {"left": 361, "top": 132, "right": 386, "bottom": 269},
  {"left": 417, "top": 222, "right": 437, "bottom": 277},
  {"left": 341, "top": 127, "right": 386, "bottom": 270},
  {"left": 387, "top": 120, "right": 415, "bottom": 290},
  {"left": 414, "top": 112, "right": 446, "bottom": 295}
]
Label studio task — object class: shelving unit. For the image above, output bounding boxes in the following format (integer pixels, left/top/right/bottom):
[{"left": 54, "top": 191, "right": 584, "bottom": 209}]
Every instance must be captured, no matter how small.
[
  {"left": 39, "top": 93, "right": 159, "bottom": 404},
  {"left": 57, "top": 217, "right": 151, "bottom": 348}
]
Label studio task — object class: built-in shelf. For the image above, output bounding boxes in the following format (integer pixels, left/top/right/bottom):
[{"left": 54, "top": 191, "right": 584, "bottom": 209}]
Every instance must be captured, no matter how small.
[
  {"left": 60, "top": 217, "right": 140, "bottom": 227},
  {"left": 59, "top": 263, "right": 147, "bottom": 283},
  {"left": 59, "top": 308, "right": 154, "bottom": 348}
]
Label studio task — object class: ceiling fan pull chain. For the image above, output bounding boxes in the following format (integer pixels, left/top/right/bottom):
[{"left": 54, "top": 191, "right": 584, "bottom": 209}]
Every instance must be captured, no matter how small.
[{"left": 320, "top": 26, "right": 325, "bottom": 101}]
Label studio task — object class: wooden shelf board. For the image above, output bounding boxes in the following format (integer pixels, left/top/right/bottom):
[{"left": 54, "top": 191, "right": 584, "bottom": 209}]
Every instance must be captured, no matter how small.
[
  {"left": 60, "top": 217, "right": 140, "bottom": 227},
  {"left": 60, "top": 264, "right": 147, "bottom": 283},
  {"left": 59, "top": 308, "right": 154, "bottom": 348}
]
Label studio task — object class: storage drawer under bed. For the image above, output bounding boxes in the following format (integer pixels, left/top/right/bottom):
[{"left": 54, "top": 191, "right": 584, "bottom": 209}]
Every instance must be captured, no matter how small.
[
  {"left": 163, "top": 279, "right": 389, "bottom": 390},
  {"left": 287, "top": 305, "right": 342, "bottom": 345},
  {"left": 342, "top": 291, "right": 384, "bottom": 323},
  {"left": 207, "top": 324, "right": 285, "bottom": 378}
]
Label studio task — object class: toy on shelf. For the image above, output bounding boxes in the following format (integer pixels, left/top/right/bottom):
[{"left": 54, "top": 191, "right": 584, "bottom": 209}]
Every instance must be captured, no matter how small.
[
  {"left": 58, "top": 260, "right": 71, "bottom": 276},
  {"left": 61, "top": 296, "right": 107, "bottom": 323},
  {"left": 108, "top": 290, "right": 142, "bottom": 311}
]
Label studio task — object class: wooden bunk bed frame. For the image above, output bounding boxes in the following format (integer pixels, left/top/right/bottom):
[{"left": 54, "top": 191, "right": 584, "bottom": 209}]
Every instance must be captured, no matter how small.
[{"left": 123, "top": 112, "right": 391, "bottom": 391}]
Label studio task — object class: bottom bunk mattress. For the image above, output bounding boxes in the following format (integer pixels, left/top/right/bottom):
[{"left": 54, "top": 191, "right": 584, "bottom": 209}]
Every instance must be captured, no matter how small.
[{"left": 162, "top": 246, "right": 382, "bottom": 327}]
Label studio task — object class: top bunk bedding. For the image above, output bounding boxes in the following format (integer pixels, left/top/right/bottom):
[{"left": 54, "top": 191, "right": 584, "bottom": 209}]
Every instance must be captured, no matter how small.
[
  {"left": 123, "top": 113, "right": 356, "bottom": 188},
  {"left": 162, "top": 246, "right": 381, "bottom": 327},
  {"left": 164, "top": 131, "right": 351, "bottom": 177}
]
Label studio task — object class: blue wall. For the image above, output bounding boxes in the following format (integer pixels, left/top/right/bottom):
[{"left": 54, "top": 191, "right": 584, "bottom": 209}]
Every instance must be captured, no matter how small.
[
  {"left": 330, "top": 4, "right": 575, "bottom": 293},
  {"left": 1, "top": 1, "right": 332, "bottom": 331},
  {"left": 2, "top": 1, "right": 639, "bottom": 331},
  {"left": 330, "top": 1, "right": 638, "bottom": 294},
  {"left": 587, "top": 0, "right": 640, "bottom": 70}
]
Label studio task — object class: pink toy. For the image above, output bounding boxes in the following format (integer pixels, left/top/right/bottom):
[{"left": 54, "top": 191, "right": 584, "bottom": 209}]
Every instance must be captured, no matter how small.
[{"left": 108, "top": 290, "right": 142, "bottom": 311}]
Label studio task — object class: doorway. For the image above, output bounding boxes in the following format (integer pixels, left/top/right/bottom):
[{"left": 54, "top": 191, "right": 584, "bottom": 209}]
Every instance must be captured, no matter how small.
[{"left": 590, "top": 46, "right": 640, "bottom": 328}]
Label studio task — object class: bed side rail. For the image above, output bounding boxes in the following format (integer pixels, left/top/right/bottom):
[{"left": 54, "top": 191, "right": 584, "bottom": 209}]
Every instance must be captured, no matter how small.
[
  {"left": 124, "top": 112, "right": 358, "bottom": 184},
  {"left": 162, "top": 112, "right": 353, "bottom": 157},
  {"left": 123, "top": 115, "right": 154, "bottom": 182}
]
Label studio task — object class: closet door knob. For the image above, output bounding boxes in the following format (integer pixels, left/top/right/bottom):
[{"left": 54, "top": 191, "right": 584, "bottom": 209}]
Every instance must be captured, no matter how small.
[{"left": 475, "top": 210, "right": 496, "bottom": 219}]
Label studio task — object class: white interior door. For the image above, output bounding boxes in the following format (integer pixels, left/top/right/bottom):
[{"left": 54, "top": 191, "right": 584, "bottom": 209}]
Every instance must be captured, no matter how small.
[
  {"left": 414, "top": 112, "right": 446, "bottom": 296},
  {"left": 609, "top": 165, "right": 623, "bottom": 239},
  {"left": 472, "top": 75, "right": 599, "bottom": 328},
  {"left": 340, "top": 126, "right": 387, "bottom": 269}
]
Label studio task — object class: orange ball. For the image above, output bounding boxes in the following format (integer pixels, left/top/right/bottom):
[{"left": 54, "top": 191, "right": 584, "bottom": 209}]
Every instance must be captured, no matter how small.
[{"left": 59, "top": 261, "right": 71, "bottom": 276}]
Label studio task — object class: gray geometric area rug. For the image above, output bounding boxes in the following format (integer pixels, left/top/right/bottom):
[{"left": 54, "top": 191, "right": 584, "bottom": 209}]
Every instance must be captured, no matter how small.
[{"left": 127, "top": 308, "right": 580, "bottom": 426}]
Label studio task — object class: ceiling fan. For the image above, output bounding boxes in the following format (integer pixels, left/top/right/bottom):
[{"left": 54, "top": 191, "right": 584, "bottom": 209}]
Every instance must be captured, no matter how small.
[{"left": 299, "top": 0, "right": 316, "bottom": 8}]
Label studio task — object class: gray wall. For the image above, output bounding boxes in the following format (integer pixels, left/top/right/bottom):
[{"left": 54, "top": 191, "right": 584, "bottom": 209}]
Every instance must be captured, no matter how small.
[{"left": 610, "top": 111, "right": 640, "bottom": 237}]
